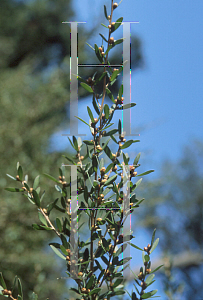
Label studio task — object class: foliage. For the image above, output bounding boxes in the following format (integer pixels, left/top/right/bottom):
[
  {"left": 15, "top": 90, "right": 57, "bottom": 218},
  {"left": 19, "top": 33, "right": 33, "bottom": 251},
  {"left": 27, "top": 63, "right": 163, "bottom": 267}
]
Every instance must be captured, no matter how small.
[{"left": 1, "top": 1, "right": 159, "bottom": 299}]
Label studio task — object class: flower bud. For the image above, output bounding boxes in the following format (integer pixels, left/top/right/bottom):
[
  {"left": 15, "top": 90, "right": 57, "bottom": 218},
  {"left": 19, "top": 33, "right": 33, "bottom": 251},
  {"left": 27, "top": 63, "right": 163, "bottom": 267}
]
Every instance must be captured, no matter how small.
[
  {"left": 97, "top": 217, "right": 102, "bottom": 222},
  {"left": 109, "top": 37, "right": 114, "bottom": 44},
  {"left": 100, "top": 167, "right": 106, "bottom": 173},
  {"left": 113, "top": 2, "right": 118, "bottom": 9},
  {"left": 2, "top": 290, "right": 12, "bottom": 296}
]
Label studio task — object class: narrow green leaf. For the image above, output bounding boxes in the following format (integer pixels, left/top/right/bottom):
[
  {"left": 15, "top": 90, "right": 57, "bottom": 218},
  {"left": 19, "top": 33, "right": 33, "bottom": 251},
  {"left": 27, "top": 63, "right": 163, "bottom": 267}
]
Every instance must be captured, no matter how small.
[
  {"left": 0, "top": 273, "right": 7, "bottom": 289},
  {"left": 111, "top": 17, "right": 123, "bottom": 33},
  {"left": 118, "top": 84, "right": 123, "bottom": 100},
  {"left": 32, "top": 190, "right": 41, "bottom": 207},
  {"left": 104, "top": 104, "right": 109, "bottom": 119},
  {"left": 74, "top": 116, "right": 89, "bottom": 126},
  {"left": 151, "top": 264, "right": 164, "bottom": 273},
  {"left": 6, "top": 174, "right": 17, "bottom": 181},
  {"left": 110, "top": 69, "right": 120, "bottom": 82},
  {"left": 141, "top": 290, "right": 158, "bottom": 299},
  {"left": 113, "top": 278, "right": 123, "bottom": 288},
  {"left": 87, "top": 106, "right": 94, "bottom": 123},
  {"left": 17, "top": 278, "right": 23, "bottom": 298},
  {"left": 114, "top": 38, "right": 125, "bottom": 46},
  {"left": 137, "top": 170, "right": 154, "bottom": 177},
  {"left": 49, "top": 245, "right": 66, "bottom": 260},
  {"left": 38, "top": 211, "right": 47, "bottom": 226},
  {"left": 18, "top": 165, "right": 23, "bottom": 181},
  {"left": 118, "top": 119, "right": 122, "bottom": 135},
  {"left": 106, "top": 88, "right": 116, "bottom": 103},
  {"left": 104, "top": 5, "right": 108, "bottom": 20},
  {"left": 121, "top": 103, "right": 136, "bottom": 110},
  {"left": 101, "top": 23, "right": 108, "bottom": 29},
  {"left": 120, "top": 140, "right": 134, "bottom": 149},
  {"left": 95, "top": 43, "right": 103, "bottom": 63},
  {"left": 151, "top": 228, "right": 156, "bottom": 247},
  {"left": 56, "top": 218, "right": 62, "bottom": 232},
  {"left": 5, "top": 187, "right": 24, "bottom": 192},
  {"left": 99, "top": 33, "right": 108, "bottom": 43},
  {"left": 31, "top": 292, "right": 38, "bottom": 300},
  {"left": 102, "top": 138, "right": 111, "bottom": 151},
  {"left": 43, "top": 173, "right": 60, "bottom": 184},
  {"left": 133, "top": 152, "right": 141, "bottom": 165},
  {"left": 86, "top": 42, "right": 95, "bottom": 51},
  {"left": 86, "top": 275, "right": 94, "bottom": 289},
  {"left": 55, "top": 185, "right": 62, "bottom": 193},
  {"left": 33, "top": 175, "right": 40, "bottom": 190},
  {"left": 92, "top": 95, "right": 100, "bottom": 115},
  {"left": 80, "top": 82, "right": 93, "bottom": 93},
  {"left": 145, "top": 274, "right": 155, "bottom": 285},
  {"left": 104, "top": 174, "right": 117, "bottom": 186},
  {"left": 128, "top": 242, "right": 143, "bottom": 251},
  {"left": 150, "top": 238, "right": 159, "bottom": 253},
  {"left": 89, "top": 288, "right": 101, "bottom": 296},
  {"left": 104, "top": 129, "right": 118, "bottom": 136},
  {"left": 105, "top": 44, "right": 113, "bottom": 56}
]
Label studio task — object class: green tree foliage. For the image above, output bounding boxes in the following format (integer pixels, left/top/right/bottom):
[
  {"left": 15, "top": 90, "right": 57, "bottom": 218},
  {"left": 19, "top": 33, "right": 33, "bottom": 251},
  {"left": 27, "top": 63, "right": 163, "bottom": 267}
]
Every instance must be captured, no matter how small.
[
  {"left": 134, "top": 139, "right": 203, "bottom": 299},
  {"left": 0, "top": 0, "right": 143, "bottom": 299}
]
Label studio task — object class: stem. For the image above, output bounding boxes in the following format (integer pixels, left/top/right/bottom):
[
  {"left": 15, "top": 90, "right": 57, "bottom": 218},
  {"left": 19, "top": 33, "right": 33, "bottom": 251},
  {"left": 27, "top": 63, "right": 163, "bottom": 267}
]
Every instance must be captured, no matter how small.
[{"left": 39, "top": 208, "right": 60, "bottom": 237}]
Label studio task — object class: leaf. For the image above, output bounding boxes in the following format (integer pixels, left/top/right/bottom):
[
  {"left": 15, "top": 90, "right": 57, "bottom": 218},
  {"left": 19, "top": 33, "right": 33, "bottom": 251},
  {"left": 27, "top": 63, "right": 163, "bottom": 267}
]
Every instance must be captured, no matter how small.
[
  {"left": 113, "top": 278, "right": 123, "bottom": 288},
  {"left": 0, "top": 273, "right": 7, "bottom": 289},
  {"left": 106, "top": 88, "right": 116, "bottom": 103},
  {"left": 104, "top": 104, "right": 109, "bottom": 119},
  {"left": 95, "top": 43, "right": 103, "bottom": 63},
  {"left": 145, "top": 274, "right": 155, "bottom": 285},
  {"left": 89, "top": 288, "right": 101, "bottom": 295},
  {"left": 151, "top": 228, "right": 156, "bottom": 247},
  {"left": 5, "top": 187, "right": 24, "bottom": 192},
  {"left": 111, "top": 17, "right": 123, "bottom": 33},
  {"left": 99, "top": 33, "right": 108, "bottom": 43},
  {"left": 150, "top": 238, "right": 159, "bottom": 253},
  {"left": 49, "top": 245, "right": 66, "bottom": 260},
  {"left": 43, "top": 173, "right": 60, "bottom": 184},
  {"left": 87, "top": 106, "right": 94, "bottom": 123},
  {"left": 114, "top": 38, "right": 125, "bottom": 46},
  {"left": 137, "top": 170, "right": 154, "bottom": 177},
  {"left": 6, "top": 174, "right": 17, "bottom": 181},
  {"left": 120, "top": 140, "right": 134, "bottom": 149},
  {"left": 105, "top": 44, "right": 113, "bottom": 56},
  {"left": 86, "top": 42, "right": 95, "bottom": 51},
  {"left": 31, "top": 292, "right": 38, "bottom": 300},
  {"left": 92, "top": 95, "right": 100, "bottom": 115},
  {"left": 55, "top": 185, "right": 62, "bottom": 193},
  {"left": 47, "top": 198, "right": 59, "bottom": 215},
  {"left": 56, "top": 218, "right": 62, "bottom": 232},
  {"left": 18, "top": 278, "right": 23, "bottom": 298},
  {"left": 32, "top": 190, "right": 41, "bottom": 207},
  {"left": 104, "top": 5, "right": 108, "bottom": 20},
  {"left": 118, "top": 119, "right": 122, "bottom": 135},
  {"left": 86, "top": 275, "right": 94, "bottom": 289},
  {"left": 80, "top": 82, "right": 93, "bottom": 93},
  {"left": 18, "top": 165, "right": 23, "bottom": 181},
  {"left": 133, "top": 152, "right": 141, "bottom": 165},
  {"left": 33, "top": 175, "right": 40, "bottom": 190},
  {"left": 151, "top": 264, "right": 164, "bottom": 273},
  {"left": 121, "top": 103, "right": 136, "bottom": 110},
  {"left": 118, "top": 84, "right": 123, "bottom": 100},
  {"left": 38, "top": 212, "right": 47, "bottom": 226},
  {"left": 101, "top": 23, "right": 108, "bottom": 29},
  {"left": 128, "top": 242, "right": 143, "bottom": 251},
  {"left": 74, "top": 116, "right": 89, "bottom": 127},
  {"left": 104, "top": 174, "right": 117, "bottom": 186},
  {"left": 141, "top": 290, "right": 158, "bottom": 299},
  {"left": 102, "top": 138, "right": 111, "bottom": 151},
  {"left": 104, "top": 129, "right": 118, "bottom": 136}
]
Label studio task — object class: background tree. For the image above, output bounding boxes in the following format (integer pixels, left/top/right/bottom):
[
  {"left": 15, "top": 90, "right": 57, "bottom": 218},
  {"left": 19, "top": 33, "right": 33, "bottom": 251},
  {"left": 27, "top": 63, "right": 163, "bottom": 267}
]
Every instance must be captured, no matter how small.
[
  {"left": 0, "top": 0, "right": 143, "bottom": 299},
  {"left": 127, "top": 139, "right": 203, "bottom": 299}
]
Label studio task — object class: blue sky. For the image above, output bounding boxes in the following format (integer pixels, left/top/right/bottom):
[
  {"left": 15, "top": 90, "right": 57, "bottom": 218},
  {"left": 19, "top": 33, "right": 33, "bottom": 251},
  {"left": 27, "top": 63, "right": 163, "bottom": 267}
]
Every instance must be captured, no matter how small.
[{"left": 49, "top": 1, "right": 203, "bottom": 298}]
